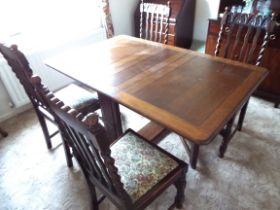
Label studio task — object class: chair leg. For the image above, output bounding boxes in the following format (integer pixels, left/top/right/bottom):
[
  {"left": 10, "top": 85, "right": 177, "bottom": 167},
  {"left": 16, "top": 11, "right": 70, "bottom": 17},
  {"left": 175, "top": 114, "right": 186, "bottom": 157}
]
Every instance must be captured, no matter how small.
[
  {"left": 62, "top": 138, "right": 73, "bottom": 168},
  {"left": 237, "top": 100, "right": 249, "bottom": 131},
  {"left": 0, "top": 127, "right": 8, "bottom": 137},
  {"left": 219, "top": 116, "right": 235, "bottom": 158},
  {"left": 35, "top": 109, "right": 52, "bottom": 149},
  {"left": 88, "top": 184, "right": 99, "bottom": 210},
  {"left": 173, "top": 171, "right": 187, "bottom": 209},
  {"left": 190, "top": 143, "right": 200, "bottom": 169}
]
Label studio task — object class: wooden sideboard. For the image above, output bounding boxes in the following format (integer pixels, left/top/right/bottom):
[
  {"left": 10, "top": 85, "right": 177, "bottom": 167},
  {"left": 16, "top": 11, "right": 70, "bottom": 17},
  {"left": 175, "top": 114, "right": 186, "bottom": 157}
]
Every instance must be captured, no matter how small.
[
  {"left": 205, "top": 0, "right": 280, "bottom": 105},
  {"left": 134, "top": 0, "right": 196, "bottom": 49}
]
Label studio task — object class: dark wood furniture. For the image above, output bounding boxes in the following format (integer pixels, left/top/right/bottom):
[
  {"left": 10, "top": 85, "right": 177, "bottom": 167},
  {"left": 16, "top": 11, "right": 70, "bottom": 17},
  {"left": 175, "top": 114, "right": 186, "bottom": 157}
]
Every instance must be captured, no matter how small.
[
  {"left": 206, "top": 0, "right": 280, "bottom": 106},
  {"left": 0, "top": 43, "right": 100, "bottom": 166},
  {"left": 214, "top": 8, "right": 277, "bottom": 131},
  {"left": 32, "top": 75, "right": 188, "bottom": 210},
  {"left": 129, "top": 0, "right": 172, "bottom": 141},
  {"left": 135, "top": 0, "right": 196, "bottom": 48},
  {"left": 0, "top": 127, "right": 8, "bottom": 137},
  {"left": 139, "top": 0, "right": 171, "bottom": 44},
  {"left": 45, "top": 35, "right": 268, "bottom": 169}
]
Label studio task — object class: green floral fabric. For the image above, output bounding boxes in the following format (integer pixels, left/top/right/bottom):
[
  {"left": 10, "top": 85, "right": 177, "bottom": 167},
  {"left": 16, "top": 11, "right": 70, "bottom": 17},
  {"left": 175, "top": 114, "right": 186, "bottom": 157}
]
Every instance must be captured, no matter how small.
[{"left": 111, "top": 131, "right": 178, "bottom": 202}]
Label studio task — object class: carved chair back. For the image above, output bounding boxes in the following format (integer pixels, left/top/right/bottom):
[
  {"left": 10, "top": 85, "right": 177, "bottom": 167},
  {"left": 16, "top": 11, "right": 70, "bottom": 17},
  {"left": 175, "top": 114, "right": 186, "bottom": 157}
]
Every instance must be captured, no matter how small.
[
  {"left": 214, "top": 8, "right": 278, "bottom": 143},
  {"left": 140, "top": 0, "right": 171, "bottom": 44},
  {"left": 215, "top": 7, "right": 277, "bottom": 66}
]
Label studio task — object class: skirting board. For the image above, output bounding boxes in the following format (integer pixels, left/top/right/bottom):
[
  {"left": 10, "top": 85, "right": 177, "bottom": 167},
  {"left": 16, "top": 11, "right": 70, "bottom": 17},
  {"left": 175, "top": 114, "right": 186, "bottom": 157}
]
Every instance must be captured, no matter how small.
[{"left": 0, "top": 103, "right": 32, "bottom": 123}]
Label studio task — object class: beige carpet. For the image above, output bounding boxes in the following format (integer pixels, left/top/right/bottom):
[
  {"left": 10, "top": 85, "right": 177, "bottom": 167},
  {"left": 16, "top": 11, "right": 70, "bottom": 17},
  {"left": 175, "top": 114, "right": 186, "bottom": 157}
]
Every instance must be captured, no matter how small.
[{"left": 0, "top": 97, "right": 279, "bottom": 210}]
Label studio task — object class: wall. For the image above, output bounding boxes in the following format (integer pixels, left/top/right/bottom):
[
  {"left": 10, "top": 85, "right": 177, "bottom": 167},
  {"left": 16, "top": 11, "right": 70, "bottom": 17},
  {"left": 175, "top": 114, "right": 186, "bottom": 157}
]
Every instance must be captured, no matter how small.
[
  {"left": 110, "top": 0, "right": 220, "bottom": 41},
  {"left": 109, "top": 0, "right": 138, "bottom": 36},
  {"left": 193, "top": 0, "right": 220, "bottom": 41}
]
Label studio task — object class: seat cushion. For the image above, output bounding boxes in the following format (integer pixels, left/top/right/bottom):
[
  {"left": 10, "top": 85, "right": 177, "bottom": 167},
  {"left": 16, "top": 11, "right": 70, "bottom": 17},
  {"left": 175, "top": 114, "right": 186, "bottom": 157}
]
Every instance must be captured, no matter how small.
[
  {"left": 54, "top": 84, "right": 99, "bottom": 112},
  {"left": 111, "top": 131, "right": 178, "bottom": 202}
]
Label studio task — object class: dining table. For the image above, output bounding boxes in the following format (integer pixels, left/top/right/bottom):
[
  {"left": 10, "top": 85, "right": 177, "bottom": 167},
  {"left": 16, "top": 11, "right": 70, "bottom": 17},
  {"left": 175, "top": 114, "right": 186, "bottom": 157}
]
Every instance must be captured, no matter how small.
[{"left": 45, "top": 35, "right": 268, "bottom": 169}]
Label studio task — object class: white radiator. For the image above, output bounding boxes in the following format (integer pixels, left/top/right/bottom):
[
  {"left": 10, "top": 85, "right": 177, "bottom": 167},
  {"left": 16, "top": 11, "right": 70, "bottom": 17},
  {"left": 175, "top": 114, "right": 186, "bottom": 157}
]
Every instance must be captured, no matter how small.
[
  {"left": 0, "top": 61, "right": 28, "bottom": 108},
  {"left": 0, "top": 28, "right": 107, "bottom": 108}
]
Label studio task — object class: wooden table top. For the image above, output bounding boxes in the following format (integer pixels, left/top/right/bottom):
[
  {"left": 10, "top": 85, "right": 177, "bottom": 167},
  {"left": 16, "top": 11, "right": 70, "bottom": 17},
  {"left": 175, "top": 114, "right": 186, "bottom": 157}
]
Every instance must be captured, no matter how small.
[{"left": 45, "top": 35, "right": 268, "bottom": 143}]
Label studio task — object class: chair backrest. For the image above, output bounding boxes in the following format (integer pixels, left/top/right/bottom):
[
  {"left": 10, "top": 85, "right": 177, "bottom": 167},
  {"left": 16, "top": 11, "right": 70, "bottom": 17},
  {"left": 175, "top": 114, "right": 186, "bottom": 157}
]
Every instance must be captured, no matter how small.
[
  {"left": 0, "top": 44, "right": 48, "bottom": 110},
  {"left": 215, "top": 7, "right": 277, "bottom": 66},
  {"left": 30, "top": 75, "right": 133, "bottom": 208},
  {"left": 139, "top": 0, "right": 171, "bottom": 44}
]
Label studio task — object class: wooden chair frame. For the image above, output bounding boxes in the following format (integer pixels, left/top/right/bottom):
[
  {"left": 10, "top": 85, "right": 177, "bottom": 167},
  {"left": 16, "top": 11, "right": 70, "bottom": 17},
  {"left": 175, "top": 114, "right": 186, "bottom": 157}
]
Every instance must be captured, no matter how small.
[
  {"left": 181, "top": 8, "right": 277, "bottom": 169},
  {"left": 0, "top": 44, "right": 61, "bottom": 148},
  {"left": 215, "top": 7, "right": 277, "bottom": 131},
  {"left": 0, "top": 44, "right": 100, "bottom": 167},
  {"left": 31, "top": 75, "right": 188, "bottom": 210}
]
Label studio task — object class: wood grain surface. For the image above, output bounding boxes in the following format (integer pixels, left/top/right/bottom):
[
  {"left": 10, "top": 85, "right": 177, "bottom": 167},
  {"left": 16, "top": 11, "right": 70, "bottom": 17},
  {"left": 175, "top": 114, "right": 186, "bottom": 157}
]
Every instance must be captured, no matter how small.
[{"left": 45, "top": 35, "right": 268, "bottom": 143}]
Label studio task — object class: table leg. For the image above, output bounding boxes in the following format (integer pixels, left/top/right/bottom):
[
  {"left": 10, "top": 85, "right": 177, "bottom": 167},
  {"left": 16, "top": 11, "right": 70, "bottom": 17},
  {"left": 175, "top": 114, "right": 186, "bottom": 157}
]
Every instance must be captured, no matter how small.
[
  {"left": 219, "top": 116, "right": 235, "bottom": 158},
  {"left": 98, "top": 93, "right": 123, "bottom": 142},
  {"left": 0, "top": 127, "right": 8, "bottom": 137},
  {"left": 190, "top": 143, "right": 200, "bottom": 169},
  {"left": 237, "top": 100, "right": 249, "bottom": 131}
]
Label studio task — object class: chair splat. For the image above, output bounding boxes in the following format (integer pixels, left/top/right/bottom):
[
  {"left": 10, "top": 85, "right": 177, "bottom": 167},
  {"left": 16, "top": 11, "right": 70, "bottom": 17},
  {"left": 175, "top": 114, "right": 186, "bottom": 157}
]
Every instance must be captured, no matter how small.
[{"left": 140, "top": 0, "right": 171, "bottom": 44}]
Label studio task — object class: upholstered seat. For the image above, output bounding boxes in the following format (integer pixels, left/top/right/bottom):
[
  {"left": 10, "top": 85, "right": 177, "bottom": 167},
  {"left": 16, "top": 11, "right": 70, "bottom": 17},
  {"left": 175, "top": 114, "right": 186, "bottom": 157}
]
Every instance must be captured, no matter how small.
[
  {"left": 55, "top": 84, "right": 99, "bottom": 114},
  {"left": 111, "top": 130, "right": 178, "bottom": 202}
]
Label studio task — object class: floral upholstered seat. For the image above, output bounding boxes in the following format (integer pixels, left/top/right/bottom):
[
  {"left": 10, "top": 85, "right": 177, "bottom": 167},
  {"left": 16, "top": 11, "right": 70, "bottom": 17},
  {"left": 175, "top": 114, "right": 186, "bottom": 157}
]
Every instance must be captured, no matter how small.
[
  {"left": 54, "top": 84, "right": 100, "bottom": 113},
  {"left": 111, "top": 131, "right": 179, "bottom": 202}
]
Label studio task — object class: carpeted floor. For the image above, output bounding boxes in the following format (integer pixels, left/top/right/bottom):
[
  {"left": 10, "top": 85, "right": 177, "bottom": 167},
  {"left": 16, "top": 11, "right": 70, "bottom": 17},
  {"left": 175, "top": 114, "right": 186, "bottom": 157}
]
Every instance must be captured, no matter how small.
[{"left": 0, "top": 97, "right": 279, "bottom": 210}]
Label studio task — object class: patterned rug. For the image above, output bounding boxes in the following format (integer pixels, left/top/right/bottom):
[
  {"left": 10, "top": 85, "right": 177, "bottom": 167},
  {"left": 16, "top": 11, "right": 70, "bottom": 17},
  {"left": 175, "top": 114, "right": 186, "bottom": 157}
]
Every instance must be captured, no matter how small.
[{"left": 0, "top": 97, "right": 279, "bottom": 210}]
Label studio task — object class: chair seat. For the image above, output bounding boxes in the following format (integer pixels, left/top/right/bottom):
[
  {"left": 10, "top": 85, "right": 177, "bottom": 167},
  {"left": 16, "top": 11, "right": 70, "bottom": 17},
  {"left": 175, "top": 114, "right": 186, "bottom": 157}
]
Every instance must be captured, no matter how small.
[
  {"left": 54, "top": 84, "right": 99, "bottom": 113},
  {"left": 111, "top": 131, "right": 179, "bottom": 202}
]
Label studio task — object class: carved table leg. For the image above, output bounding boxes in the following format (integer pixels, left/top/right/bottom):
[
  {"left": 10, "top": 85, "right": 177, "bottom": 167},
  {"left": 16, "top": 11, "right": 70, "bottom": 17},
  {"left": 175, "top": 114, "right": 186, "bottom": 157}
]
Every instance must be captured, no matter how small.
[
  {"left": 190, "top": 143, "right": 200, "bottom": 169},
  {"left": 0, "top": 127, "right": 8, "bottom": 137},
  {"left": 98, "top": 93, "right": 123, "bottom": 143},
  {"left": 219, "top": 116, "right": 235, "bottom": 158}
]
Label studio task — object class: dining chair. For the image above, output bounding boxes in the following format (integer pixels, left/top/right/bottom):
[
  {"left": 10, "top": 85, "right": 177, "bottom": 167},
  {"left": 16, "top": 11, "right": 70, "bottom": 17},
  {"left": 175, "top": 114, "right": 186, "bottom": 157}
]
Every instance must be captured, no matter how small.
[
  {"left": 31, "top": 74, "right": 188, "bottom": 210},
  {"left": 215, "top": 7, "right": 277, "bottom": 131},
  {"left": 180, "top": 8, "right": 277, "bottom": 169},
  {"left": 133, "top": 0, "right": 173, "bottom": 143},
  {"left": 0, "top": 43, "right": 100, "bottom": 166},
  {"left": 0, "top": 127, "right": 8, "bottom": 137},
  {"left": 139, "top": 0, "right": 171, "bottom": 44}
]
